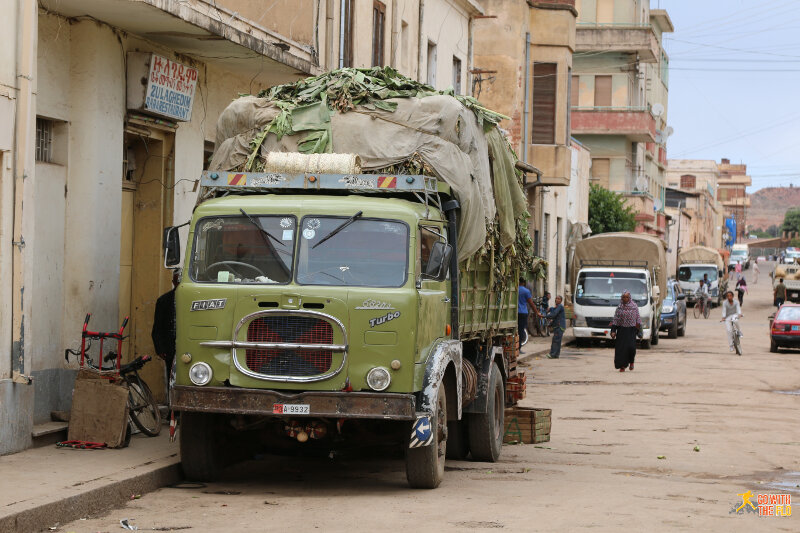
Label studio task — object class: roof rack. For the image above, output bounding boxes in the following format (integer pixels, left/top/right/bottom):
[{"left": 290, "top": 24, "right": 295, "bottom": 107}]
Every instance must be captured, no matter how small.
[
  {"left": 580, "top": 260, "right": 649, "bottom": 268},
  {"left": 200, "top": 171, "right": 439, "bottom": 194},
  {"left": 679, "top": 260, "right": 719, "bottom": 265}
]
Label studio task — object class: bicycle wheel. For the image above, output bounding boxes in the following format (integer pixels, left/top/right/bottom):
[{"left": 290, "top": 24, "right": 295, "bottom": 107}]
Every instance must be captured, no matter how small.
[
  {"left": 126, "top": 374, "right": 161, "bottom": 436},
  {"left": 733, "top": 331, "right": 742, "bottom": 355},
  {"left": 693, "top": 302, "right": 701, "bottom": 319},
  {"left": 703, "top": 302, "right": 710, "bottom": 319}
]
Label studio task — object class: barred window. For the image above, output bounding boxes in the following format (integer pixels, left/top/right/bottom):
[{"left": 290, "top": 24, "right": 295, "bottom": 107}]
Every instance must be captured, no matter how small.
[{"left": 36, "top": 118, "right": 54, "bottom": 163}]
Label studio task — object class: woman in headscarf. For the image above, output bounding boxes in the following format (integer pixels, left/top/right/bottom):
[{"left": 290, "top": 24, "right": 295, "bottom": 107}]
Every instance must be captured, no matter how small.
[
  {"left": 610, "top": 290, "right": 642, "bottom": 372},
  {"left": 735, "top": 275, "right": 748, "bottom": 306}
]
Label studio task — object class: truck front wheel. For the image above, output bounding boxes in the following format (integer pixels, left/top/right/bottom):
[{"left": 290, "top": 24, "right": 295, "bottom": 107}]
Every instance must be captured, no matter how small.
[
  {"left": 406, "top": 384, "right": 447, "bottom": 489},
  {"left": 180, "top": 412, "right": 223, "bottom": 481},
  {"left": 651, "top": 321, "right": 659, "bottom": 346},
  {"left": 468, "top": 362, "right": 504, "bottom": 462}
]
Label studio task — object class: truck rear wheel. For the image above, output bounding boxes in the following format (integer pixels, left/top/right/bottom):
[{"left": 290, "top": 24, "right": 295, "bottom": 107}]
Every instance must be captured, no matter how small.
[
  {"left": 180, "top": 412, "right": 223, "bottom": 481},
  {"left": 468, "top": 362, "right": 504, "bottom": 462},
  {"left": 406, "top": 384, "right": 447, "bottom": 489}
]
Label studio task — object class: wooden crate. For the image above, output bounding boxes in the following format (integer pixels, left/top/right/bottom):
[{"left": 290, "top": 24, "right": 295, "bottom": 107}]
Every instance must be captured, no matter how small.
[
  {"left": 503, "top": 335, "right": 519, "bottom": 378},
  {"left": 503, "top": 406, "right": 551, "bottom": 444}
]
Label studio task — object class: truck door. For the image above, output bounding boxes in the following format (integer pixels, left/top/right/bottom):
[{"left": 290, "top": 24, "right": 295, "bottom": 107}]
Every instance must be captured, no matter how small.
[{"left": 417, "top": 225, "right": 449, "bottom": 360}]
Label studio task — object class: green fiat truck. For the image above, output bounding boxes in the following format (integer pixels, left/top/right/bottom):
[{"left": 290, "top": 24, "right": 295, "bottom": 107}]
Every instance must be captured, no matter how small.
[{"left": 166, "top": 169, "right": 521, "bottom": 488}]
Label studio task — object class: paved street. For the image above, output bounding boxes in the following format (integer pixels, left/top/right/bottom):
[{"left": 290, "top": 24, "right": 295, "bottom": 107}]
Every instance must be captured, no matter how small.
[{"left": 54, "top": 266, "right": 799, "bottom": 532}]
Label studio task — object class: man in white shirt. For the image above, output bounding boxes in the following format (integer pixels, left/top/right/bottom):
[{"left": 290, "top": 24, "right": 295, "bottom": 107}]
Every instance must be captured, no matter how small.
[{"left": 720, "top": 290, "right": 743, "bottom": 353}]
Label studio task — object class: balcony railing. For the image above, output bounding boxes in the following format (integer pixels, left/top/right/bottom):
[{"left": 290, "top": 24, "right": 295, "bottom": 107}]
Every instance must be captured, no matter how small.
[
  {"left": 570, "top": 106, "right": 656, "bottom": 142},
  {"left": 575, "top": 23, "right": 660, "bottom": 62}
]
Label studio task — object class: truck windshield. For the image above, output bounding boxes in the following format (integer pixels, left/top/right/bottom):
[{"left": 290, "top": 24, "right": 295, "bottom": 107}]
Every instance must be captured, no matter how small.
[
  {"left": 731, "top": 251, "right": 747, "bottom": 258},
  {"left": 576, "top": 272, "right": 648, "bottom": 306},
  {"left": 678, "top": 266, "right": 717, "bottom": 282},
  {"left": 296, "top": 217, "right": 408, "bottom": 287},
  {"left": 190, "top": 215, "right": 296, "bottom": 284}
]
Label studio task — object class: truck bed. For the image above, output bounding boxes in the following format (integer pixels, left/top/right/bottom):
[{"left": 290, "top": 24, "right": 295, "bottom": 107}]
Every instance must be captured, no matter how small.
[{"left": 458, "top": 256, "right": 517, "bottom": 341}]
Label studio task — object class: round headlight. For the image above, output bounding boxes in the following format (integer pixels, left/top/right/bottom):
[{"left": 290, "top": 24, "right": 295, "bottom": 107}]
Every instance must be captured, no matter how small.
[
  {"left": 189, "top": 362, "right": 212, "bottom": 386},
  {"left": 662, "top": 304, "right": 674, "bottom": 313},
  {"left": 366, "top": 367, "right": 391, "bottom": 391}
]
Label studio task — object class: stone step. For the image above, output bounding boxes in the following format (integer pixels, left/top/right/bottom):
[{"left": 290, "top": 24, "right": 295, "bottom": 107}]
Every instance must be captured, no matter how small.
[{"left": 31, "top": 421, "right": 68, "bottom": 448}]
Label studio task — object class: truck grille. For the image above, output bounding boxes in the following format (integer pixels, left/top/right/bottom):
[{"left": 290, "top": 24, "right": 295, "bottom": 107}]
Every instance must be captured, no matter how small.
[
  {"left": 245, "top": 316, "right": 333, "bottom": 377},
  {"left": 586, "top": 317, "right": 613, "bottom": 329}
]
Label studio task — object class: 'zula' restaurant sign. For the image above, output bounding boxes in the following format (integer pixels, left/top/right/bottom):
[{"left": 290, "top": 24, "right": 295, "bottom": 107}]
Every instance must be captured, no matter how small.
[{"left": 144, "top": 54, "right": 198, "bottom": 121}]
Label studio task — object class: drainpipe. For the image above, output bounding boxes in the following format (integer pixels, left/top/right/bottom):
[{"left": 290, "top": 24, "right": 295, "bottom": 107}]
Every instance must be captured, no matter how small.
[
  {"left": 12, "top": 0, "right": 36, "bottom": 376},
  {"left": 467, "top": 15, "right": 474, "bottom": 95},
  {"left": 522, "top": 32, "right": 530, "bottom": 162},
  {"left": 325, "top": 0, "right": 334, "bottom": 69},
  {"left": 391, "top": 0, "right": 399, "bottom": 66},
  {"left": 417, "top": 0, "right": 425, "bottom": 82}
]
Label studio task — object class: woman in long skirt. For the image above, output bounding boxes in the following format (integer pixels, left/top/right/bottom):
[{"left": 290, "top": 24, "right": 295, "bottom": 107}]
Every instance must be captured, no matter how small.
[{"left": 610, "top": 290, "right": 642, "bottom": 372}]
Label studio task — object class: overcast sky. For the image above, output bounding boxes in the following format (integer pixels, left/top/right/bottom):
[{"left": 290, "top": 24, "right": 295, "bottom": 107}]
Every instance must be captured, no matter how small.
[{"left": 657, "top": 0, "right": 800, "bottom": 191}]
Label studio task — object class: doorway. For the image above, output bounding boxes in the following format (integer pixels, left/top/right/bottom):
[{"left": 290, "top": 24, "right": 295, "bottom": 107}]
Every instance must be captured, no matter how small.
[{"left": 120, "top": 124, "right": 175, "bottom": 403}]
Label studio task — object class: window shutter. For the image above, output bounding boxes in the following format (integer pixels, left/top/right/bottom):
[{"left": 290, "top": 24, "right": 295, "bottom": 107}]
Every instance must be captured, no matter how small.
[{"left": 532, "top": 63, "right": 557, "bottom": 145}]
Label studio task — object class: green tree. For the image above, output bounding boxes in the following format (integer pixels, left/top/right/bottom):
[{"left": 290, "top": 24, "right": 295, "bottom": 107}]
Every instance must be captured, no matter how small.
[
  {"left": 588, "top": 184, "right": 637, "bottom": 235},
  {"left": 782, "top": 208, "right": 800, "bottom": 237},
  {"left": 767, "top": 224, "right": 779, "bottom": 237}
]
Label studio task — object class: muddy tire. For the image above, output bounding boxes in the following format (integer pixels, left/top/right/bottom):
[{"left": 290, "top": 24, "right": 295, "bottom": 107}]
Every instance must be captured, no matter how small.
[
  {"left": 446, "top": 418, "right": 470, "bottom": 460},
  {"left": 180, "top": 412, "right": 223, "bottom": 481},
  {"left": 406, "top": 385, "right": 447, "bottom": 489},
  {"left": 468, "top": 362, "right": 504, "bottom": 462}
]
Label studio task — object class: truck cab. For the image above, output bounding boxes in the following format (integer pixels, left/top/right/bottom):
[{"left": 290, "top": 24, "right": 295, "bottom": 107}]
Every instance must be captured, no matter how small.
[
  {"left": 677, "top": 262, "right": 723, "bottom": 307},
  {"left": 572, "top": 263, "right": 659, "bottom": 349},
  {"left": 729, "top": 244, "right": 750, "bottom": 270}
]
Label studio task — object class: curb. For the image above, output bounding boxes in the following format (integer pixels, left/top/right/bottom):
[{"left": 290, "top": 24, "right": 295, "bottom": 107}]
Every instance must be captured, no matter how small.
[{"left": 0, "top": 458, "right": 181, "bottom": 533}]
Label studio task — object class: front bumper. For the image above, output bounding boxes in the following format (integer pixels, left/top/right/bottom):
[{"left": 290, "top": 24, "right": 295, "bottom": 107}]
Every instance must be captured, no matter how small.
[
  {"left": 171, "top": 385, "right": 416, "bottom": 421},
  {"left": 659, "top": 312, "right": 677, "bottom": 330},
  {"left": 574, "top": 326, "right": 652, "bottom": 340}
]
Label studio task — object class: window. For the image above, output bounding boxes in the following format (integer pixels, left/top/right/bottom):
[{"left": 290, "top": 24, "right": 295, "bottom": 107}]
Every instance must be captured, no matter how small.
[
  {"left": 532, "top": 63, "right": 557, "bottom": 144},
  {"left": 594, "top": 75, "right": 612, "bottom": 107},
  {"left": 203, "top": 140, "right": 215, "bottom": 170},
  {"left": 426, "top": 41, "right": 437, "bottom": 86},
  {"left": 419, "top": 225, "right": 443, "bottom": 275},
  {"left": 339, "top": 0, "right": 354, "bottom": 68},
  {"left": 36, "top": 118, "right": 54, "bottom": 163},
  {"left": 680, "top": 174, "right": 696, "bottom": 189},
  {"left": 372, "top": 1, "right": 386, "bottom": 67},
  {"left": 452, "top": 56, "right": 462, "bottom": 94},
  {"left": 591, "top": 158, "right": 610, "bottom": 188},
  {"left": 570, "top": 75, "right": 579, "bottom": 107}
]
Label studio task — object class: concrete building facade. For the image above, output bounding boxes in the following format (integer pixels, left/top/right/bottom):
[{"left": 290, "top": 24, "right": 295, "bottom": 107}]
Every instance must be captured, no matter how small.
[
  {"left": 571, "top": 0, "right": 673, "bottom": 238},
  {"left": 1, "top": 0, "right": 478, "bottom": 455},
  {"left": 717, "top": 158, "right": 752, "bottom": 241},
  {"left": 666, "top": 158, "right": 723, "bottom": 249},
  {"left": 473, "top": 0, "right": 589, "bottom": 299}
]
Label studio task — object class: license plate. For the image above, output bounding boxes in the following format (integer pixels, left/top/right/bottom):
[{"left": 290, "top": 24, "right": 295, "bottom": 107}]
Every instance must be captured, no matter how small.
[
  {"left": 273, "top": 403, "right": 310, "bottom": 415},
  {"left": 793, "top": 326, "right": 800, "bottom": 331}
]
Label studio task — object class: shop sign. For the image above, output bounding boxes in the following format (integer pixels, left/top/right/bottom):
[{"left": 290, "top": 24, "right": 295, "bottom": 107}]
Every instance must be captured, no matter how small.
[{"left": 144, "top": 54, "right": 198, "bottom": 121}]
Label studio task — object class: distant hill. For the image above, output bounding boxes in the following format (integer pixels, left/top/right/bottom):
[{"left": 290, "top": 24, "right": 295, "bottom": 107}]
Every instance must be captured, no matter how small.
[{"left": 748, "top": 186, "right": 800, "bottom": 232}]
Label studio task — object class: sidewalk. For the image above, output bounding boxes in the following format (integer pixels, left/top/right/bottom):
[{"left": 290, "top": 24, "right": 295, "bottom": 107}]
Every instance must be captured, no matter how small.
[
  {"left": 518, "top": 327, "right": 576, "bottom": 362},
  {"left": 0, "top": 432, "right": 179, "bottom": 532}
]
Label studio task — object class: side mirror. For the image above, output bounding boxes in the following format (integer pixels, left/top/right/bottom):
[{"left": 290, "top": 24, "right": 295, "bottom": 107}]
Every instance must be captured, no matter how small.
[
  {"left": 676, "top": 293, "right": 686, "bottom": 301},
  {"left": 164, "top": 226, "right": 181, "bottom": 267},
  {"left": 423, "top": 241, "right": 453, "bottom": 282}
]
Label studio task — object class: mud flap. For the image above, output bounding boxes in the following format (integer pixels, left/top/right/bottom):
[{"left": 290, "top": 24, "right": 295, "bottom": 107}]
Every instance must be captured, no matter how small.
[{"left": 409, "top": 415, "right": 434, "bottom": 448}]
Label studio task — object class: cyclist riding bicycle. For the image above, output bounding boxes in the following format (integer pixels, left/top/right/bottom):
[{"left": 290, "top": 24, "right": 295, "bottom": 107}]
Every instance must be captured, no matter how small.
[
  {"left": 695, "top": 279, "right": 710, "bottom": 312},
  {"left": 720, "top": 290, "right": 743, "bottom": 353}
]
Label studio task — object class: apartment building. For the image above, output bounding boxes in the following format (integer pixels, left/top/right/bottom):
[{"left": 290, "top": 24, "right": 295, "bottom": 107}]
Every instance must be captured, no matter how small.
[
  {"left": 473, "top": 0, "right": 590, "bottom": 299},
  {"left": 1, "top": 0, "right": 481, "bottom": 455},
  {"left": 666, "top": 159, "right": 723, "bottom": 249},
  {"left": 717, "top": 158, "right": 752, "bottom": 241},
  {"left": 571, "top": 0, "right": 673, "bottom": 238}
]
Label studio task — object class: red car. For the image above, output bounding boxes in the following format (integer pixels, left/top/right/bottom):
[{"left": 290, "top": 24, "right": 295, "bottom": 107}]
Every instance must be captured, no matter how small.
[{"left": 770, "top": 304, "right": 800, "bottom": 352}]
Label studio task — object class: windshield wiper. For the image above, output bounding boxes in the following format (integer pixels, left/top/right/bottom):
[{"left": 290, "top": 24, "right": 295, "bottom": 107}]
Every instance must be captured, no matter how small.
[
  {"left": 312, "top": 211, "right": 363, "bottom": 249},
  {"left": 239, "top": 209, "right": 285, "bottom": 248}
]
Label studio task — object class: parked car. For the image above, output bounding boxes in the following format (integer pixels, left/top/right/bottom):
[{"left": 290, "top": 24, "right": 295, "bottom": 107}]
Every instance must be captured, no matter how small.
[
  {"left": 770, "top": 303, "right": 800, "bottom": 352},
  {"left": 660, "top": 279, "right": 687, "bottom": 339}
]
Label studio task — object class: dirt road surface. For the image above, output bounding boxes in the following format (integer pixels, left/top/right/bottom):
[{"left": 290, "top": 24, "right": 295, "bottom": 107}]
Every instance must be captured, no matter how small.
[{"left": 59, "top": 264, "right": 799, "bottom": 532}]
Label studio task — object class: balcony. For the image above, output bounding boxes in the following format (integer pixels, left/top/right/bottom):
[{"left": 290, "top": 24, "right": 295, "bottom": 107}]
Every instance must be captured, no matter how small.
[
  {"left": 571, "top": 106, "right": 656, "bottom": 142},
  {"left": 526, "top": 144, "right": 571, "bottom": 186},
  {"left": 575, "top": 23, "right": 660, "bottom": 62}
]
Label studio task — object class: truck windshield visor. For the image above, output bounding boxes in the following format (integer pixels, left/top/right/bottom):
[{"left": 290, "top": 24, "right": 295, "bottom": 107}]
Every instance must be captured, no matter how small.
[
  {"left": 190, "top": 215, "right": 296, "bottom": 284},
  {"left": 678, "top": 266, "right": 717, "bottom": 282},
  {"left": 576, "top": 272, "right": 648, "bottom": 306},
  {"left": 296, "top": 217, "right": 408, "bottom": 287}
]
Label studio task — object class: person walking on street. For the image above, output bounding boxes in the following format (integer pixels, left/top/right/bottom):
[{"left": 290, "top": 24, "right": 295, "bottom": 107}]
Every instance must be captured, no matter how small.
[
  {"left": 518, "top": 278, "right": 540, "bottom": 349},
  {"left": 735, "top": 261, "right": 742, "bottom": 275},
  {"left": 753, "top": 261, "right": 759, "bottom": 284},
  {"left": 735, "top": 276, "right": 748, "bottom": 306},
  {"left": 720, "top": 291, "right": 743, "bottom": 353},
  {"left": 545, "top": 296, "right": 566, "bottom": 359},
  {"left": 610, "top": 290, "right": 641, "bottom": 372},
  {"left": 775, "top": 278, "right": 787, "bottom": 308}
]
